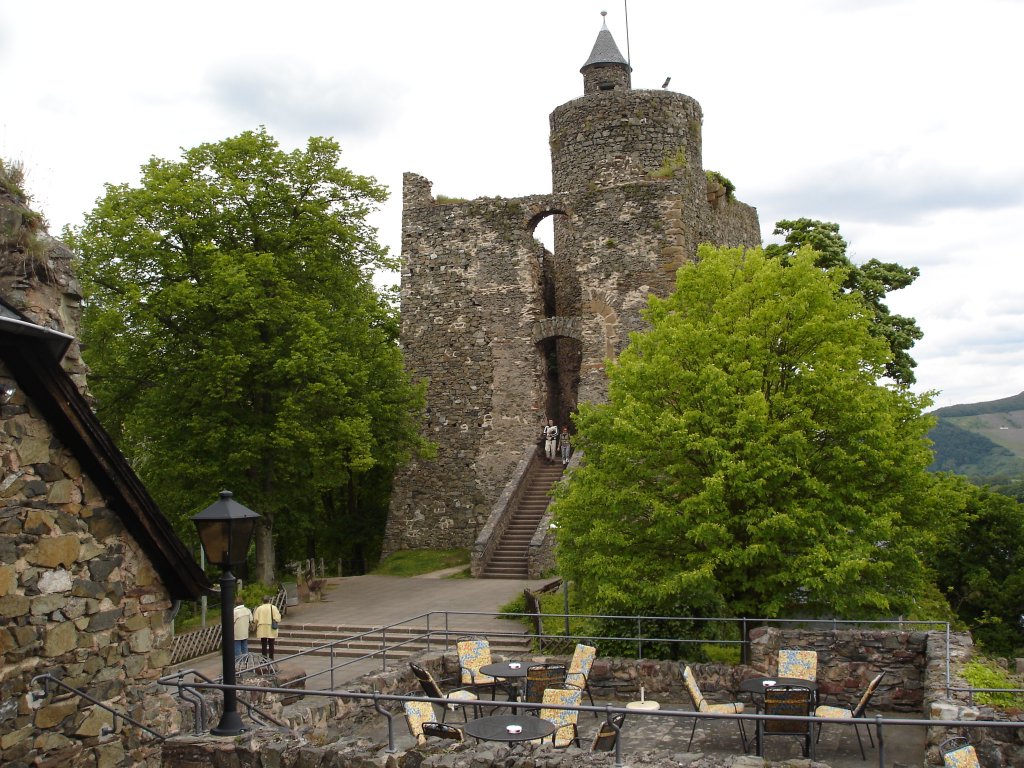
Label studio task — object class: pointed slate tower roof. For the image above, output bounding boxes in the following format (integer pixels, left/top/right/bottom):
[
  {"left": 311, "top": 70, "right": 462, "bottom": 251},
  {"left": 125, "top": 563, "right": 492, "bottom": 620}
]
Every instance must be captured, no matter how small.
[
  {"left": 580, "top": 12, "right": 632, "bottom": 94},
  {"left": 581, "top": 12, "right": 630, "bottom": 70}
]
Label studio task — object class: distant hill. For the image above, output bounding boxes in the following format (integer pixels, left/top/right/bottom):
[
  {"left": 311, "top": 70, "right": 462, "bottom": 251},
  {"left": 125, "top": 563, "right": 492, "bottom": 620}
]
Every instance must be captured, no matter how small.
[{"left": 928, "top": 391, "right": 1024, "bottom": 479}]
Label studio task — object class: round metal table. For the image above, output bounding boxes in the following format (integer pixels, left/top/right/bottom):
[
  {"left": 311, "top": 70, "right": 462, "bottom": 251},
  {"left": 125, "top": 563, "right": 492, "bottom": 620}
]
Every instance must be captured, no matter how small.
[
  {"left": 480, "top": 661, "right": 538, "bottom": 708},
  {"left": 462, "top": 714, "right": 557, "bottom": 744},
  {"left": 739, "top": 676, "right": 819, "bottom": 696}
]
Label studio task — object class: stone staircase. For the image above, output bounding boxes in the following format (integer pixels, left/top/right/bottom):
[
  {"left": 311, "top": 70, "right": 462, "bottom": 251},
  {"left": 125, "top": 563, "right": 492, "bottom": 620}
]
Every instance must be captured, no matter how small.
[
  {"left": 481, "top": 460, "right": 564, "bottom": 579},
  {"left": 273, "top": 623, "right": 532, "bottom": 660}
]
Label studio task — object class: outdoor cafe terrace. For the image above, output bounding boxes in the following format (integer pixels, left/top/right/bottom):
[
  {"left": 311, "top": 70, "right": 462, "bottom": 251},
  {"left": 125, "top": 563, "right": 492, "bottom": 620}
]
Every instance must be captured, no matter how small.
[{"left": 158, "top": 617, "right": 1024, "bottom": 767}]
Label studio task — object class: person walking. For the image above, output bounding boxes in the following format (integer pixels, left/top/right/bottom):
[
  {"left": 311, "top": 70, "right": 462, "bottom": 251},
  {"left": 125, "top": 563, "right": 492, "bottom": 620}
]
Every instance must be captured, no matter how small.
[
  {"left": 232, "top": 595, "right": 253, "bottom": 657},
  {"left": 543, "top": 419, "right": 559, "bottom": 462},
  {"left": 253, "top": 595, "right": 282, "bottom": 660},
  {"left": 559, "top": 426, "right": 571, "bottom": 466}
]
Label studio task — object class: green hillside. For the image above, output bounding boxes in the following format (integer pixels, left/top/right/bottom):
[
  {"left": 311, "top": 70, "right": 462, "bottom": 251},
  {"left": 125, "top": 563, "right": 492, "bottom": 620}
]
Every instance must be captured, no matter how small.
[{"left": 928, "top": 391, "right": 1024, "bottom": 481}]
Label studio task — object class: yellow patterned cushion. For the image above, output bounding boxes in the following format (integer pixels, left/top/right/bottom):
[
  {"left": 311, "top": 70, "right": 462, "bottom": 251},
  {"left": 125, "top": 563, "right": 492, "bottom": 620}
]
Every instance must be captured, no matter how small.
[
  {"left": 778, "top": 649, "right": 817, "bottom": 681},
  {"left": 944, "top": 746, "right": 980, "bottom": 768},
  {"left": 705, "top": 701, "right": 744, "bottom": 714},
  {"left": 456, "top": 639, "right": 494, "bottom": 685},
  {"left": 682, "top": 666, "right": 706, "bottom": 710},
  {"left": 404, "top": 700, "right": 434, "bottom": 743},
  {"left": 566, "top": 644, "right": 596, "bottom": 687},
  {"left": 815, "top": 705, "right": 853, "bottom": 719},
  {"left": 539, "top": 686, "right": 582, "bottom": 747}
]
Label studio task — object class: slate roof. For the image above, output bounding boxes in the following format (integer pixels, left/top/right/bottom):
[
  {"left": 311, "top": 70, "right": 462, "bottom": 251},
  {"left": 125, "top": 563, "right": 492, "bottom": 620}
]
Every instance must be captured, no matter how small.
[
  {"left": 0, "top": 300, "right": 210, "bottom": 600},
  {"left": 581, "top": 18, "right": 630, "bottom": 70}
]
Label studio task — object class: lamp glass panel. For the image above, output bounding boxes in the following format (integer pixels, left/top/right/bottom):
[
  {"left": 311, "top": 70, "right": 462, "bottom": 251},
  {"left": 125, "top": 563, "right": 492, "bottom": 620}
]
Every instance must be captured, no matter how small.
[{"left": 227, "top": 518, "right": 257, "bottom": 567}]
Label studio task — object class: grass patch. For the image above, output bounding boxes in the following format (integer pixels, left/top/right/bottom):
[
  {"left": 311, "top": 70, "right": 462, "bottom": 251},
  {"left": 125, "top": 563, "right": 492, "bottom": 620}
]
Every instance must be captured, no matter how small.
[
  {"left": 175, "top": 602, "right": 222, "bottom": 634},
  {"left": 962, "top": 658, "right": 1024, "bottom": 709},
  {"left": 373, "top": 548, "right": 470, "bottom": 577},
  {"left": 649, "top": 148, "right": 688, "bottom": 179}
]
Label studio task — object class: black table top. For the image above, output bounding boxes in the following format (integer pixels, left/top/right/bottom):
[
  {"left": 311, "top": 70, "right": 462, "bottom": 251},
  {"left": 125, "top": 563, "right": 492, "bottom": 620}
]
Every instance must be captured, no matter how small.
[
  {"left": 739, "top": 676, "right": 819, "bottom": 694},
  {"left": 462, "top": 714, "right": 557, "bottom": 743},
  {"left": 480, "top": 661, "right": 537, "bottom": 679}
]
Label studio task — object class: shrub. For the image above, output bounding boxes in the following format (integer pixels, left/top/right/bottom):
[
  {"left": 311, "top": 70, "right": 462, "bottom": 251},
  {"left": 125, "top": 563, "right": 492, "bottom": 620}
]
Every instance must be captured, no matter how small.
[{"left": 961, "top": 658, "right": 1024, "bottom": 709}]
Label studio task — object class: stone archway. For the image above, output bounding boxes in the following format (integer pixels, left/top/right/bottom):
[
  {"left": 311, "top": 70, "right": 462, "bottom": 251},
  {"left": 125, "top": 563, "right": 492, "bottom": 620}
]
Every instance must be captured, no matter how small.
[{"left": 527, "top": 205, "right": 581, "bottom": 430}]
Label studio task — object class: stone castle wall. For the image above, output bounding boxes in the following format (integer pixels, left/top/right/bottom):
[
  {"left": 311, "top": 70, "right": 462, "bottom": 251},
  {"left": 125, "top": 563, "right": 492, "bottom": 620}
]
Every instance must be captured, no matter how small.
[
  {"left": 0, "top": 192, "right": 185, "bottom": 766},
  {"left": 0, "top": 358, "right": 183, "bottom": 767},
  {"left": 384, "top": 76, "right": 761, "bottom": 556}
]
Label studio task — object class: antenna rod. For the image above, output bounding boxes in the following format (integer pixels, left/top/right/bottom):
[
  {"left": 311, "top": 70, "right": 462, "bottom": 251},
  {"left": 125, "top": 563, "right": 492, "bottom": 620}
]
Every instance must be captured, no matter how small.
[{"left": 624, "top": 0, "right": 631, "bottom": 67}]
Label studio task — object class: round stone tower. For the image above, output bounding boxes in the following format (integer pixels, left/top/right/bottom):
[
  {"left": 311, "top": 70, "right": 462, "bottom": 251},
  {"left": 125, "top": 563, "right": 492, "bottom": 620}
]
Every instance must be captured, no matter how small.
[{"left": 550, "top": 17, "right": 703, "bottom": 193}]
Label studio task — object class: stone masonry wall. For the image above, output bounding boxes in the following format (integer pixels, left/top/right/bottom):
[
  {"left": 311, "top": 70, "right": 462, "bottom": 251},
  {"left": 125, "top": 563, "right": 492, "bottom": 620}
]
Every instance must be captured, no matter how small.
[
  {"left": 550, "top": 90, "right": 704, "bottom": 193},
  {"left": 384, "top": 76, "right": 760, "bottom": 556},
  {"left": 747, "top": 626, "right": 929, "bottom": 710},
  {"left": 384, "top": 181, "right": 550, "bottom": 553},
  {"left": 0, "top": 358, "right": 183, "bottom": 767}
]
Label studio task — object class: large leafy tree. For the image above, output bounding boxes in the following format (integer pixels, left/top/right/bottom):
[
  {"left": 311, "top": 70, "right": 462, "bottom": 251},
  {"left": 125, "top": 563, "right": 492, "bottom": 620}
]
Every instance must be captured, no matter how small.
[
  {"left": 927, "top": 473, "right": 1024, "bottom": 655},
  {"left": 553, "top": 245, "right": 938, "bottom": 622},
  {"left": 68, "top": 128, "right": 428, "bottom": 582},
  {"left": 765, "top": 218, "right": 923, "bottom": 385}
]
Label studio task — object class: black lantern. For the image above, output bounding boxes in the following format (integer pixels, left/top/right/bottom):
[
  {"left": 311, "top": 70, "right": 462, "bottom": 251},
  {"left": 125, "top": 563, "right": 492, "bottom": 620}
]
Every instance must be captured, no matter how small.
[{"left": 192, "top": 490, "right": 259, "bottom": 736}]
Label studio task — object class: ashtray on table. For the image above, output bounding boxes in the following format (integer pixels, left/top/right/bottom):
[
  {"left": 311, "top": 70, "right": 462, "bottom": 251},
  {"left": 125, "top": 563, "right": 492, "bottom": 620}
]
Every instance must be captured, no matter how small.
[{"left": 506, "top": 724, "right": 523, "bottom": 734}]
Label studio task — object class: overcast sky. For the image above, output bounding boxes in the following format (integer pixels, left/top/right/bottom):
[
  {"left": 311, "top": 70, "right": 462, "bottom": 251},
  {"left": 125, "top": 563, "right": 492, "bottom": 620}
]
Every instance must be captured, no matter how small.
[{"left": 2, "top": 0, "right": 1021, "bottom": 409}]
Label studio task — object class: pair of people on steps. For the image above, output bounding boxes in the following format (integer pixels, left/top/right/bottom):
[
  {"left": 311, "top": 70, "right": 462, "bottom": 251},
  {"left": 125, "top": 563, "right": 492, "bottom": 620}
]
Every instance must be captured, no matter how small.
[{"left": 542, "top": 420, "right": 572, "bottom": 466}]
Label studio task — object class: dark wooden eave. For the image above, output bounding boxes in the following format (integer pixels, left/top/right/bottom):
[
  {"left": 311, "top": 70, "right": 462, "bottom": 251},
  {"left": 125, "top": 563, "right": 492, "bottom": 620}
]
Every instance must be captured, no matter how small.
[{"left": 0, "top": 326, "right": 210, "bottom": 600}]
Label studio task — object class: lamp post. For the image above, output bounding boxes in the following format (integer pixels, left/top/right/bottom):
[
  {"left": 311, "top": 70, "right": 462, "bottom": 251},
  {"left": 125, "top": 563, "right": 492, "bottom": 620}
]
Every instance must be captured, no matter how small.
[{"left": 192, "top": 490, "right": 259, "bottom": 736}]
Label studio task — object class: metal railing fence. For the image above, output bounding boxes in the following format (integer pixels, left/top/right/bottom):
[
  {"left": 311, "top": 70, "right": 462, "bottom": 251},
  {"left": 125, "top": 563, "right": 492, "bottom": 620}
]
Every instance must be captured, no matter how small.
[
  {"left": 195, "top": 608, "right": 953, "bottom": 697},
  {"left": 156, "top": 674, "right": 1024, "bottom": 768}
]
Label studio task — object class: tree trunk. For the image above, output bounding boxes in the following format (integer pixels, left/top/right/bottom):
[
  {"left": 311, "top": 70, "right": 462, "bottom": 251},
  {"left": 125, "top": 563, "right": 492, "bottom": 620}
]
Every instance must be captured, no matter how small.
[{"left": 254, "top": 518, "right": 275, "bottom": 585}]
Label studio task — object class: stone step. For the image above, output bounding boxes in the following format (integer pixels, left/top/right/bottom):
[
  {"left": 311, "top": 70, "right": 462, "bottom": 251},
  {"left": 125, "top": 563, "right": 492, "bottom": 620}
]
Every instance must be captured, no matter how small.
[{"left": 274, "top": 626, "right": 532, "bottom": 659}]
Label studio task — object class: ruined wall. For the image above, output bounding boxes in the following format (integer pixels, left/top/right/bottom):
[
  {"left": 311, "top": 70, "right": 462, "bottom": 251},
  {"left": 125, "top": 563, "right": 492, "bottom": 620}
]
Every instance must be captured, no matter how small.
[
  {"left": 384, "top": 80, "right": 761, "bottom": 555},
  {"left": 383, "top": 178, "right": 551, "bottom": 552}
]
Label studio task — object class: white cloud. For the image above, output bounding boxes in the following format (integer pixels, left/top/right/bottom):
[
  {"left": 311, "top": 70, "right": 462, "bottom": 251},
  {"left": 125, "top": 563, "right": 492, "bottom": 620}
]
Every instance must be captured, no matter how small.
[{"left": 1, "top": 0, "right": 1021, "bottom": 408}]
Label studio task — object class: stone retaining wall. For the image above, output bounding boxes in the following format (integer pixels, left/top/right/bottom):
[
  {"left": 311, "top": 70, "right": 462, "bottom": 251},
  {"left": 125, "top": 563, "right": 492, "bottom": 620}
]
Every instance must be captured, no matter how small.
[
  {"left": 0, "top": 360, "right": 192, "bottom": 767},
  {"left": 747, "top": 626, "right": 929, "bottom": 710}
]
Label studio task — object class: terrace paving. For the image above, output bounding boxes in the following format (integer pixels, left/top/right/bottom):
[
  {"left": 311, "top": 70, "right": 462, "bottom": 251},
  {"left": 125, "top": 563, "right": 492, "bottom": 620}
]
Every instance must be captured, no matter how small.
[{"left": 186, "top": 572, "right": 928, "bottom": 765}]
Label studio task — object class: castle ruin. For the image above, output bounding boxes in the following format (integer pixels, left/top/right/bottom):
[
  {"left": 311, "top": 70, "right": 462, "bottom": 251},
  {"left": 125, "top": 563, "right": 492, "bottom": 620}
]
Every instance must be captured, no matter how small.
[{"left": 383, "top": 17, "right": 762, "bottom": 556}]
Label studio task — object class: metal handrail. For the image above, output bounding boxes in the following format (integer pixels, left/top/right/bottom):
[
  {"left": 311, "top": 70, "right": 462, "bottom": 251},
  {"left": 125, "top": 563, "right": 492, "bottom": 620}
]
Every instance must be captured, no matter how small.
[
  {"left": 233, "top": 608, "right": 954, "bottom": 702},
  {"left": 159, "top": 676, "right": 1024, "bottom": 768},
  {"left": 165, "top": 669, "right": 288, "bottom": 729},
  {"left": 31, "top": 674, "right": 166, "bottom": 741}
]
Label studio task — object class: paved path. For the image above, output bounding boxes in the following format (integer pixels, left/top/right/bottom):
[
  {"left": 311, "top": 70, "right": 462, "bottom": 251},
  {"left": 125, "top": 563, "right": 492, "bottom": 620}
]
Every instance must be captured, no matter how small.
[
  {"left": 281, "top": 571, "right": 554, "bottom": 629},
  {"left": 183, "top": 571, "right": 554, "bottom": 686}
]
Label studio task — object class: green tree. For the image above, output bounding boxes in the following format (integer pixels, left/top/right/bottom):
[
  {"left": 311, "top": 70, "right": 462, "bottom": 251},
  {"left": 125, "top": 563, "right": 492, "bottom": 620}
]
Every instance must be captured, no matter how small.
[
  {"left": 67, "top": 128, "right": 428, "bottom": 582},
  {"left": 552, "top": 245, "right": 938, "bottom": 623},
  {"left": 927, "top": 474, "right": 1024, "bottom": 655},
  {"left": 765, "top": 218, "right": 923, "bottom": 385}
]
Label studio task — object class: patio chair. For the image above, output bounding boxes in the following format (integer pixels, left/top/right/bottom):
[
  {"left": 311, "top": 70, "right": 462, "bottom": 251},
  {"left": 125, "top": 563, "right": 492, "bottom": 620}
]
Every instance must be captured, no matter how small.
[
  {"left": 404, "top": 700, "right": 434, "bottom": 745},
  {"left": 566, "top": 643, "right": 598, "bottom": 713},
  {"left": 421, "top": 721, "right": 465, "bottom": 743},
  {"left": 758, "top": 685, "right": 814, "bottom": 759},
  {"left": 536, "top": 683, "right": 583, "bottom": 747},
  {"left": 523, "top": 662, "right": 567, "bottom": 705},
  {"left": 591, "top": 713, "right": 625, "bottom": 752},
  {"left": 409, "top": 661, "right": 479, "bottom": 722},
  {"left": 777, "top": 649, "right": 818, "bottom": 681},
  {"left": 455, "top": 635, "right": 497, "bottom": 698},
  {"left": 814, "top": 671, "right": 884, "bottom": 760},
  {"left": 941, "top": 736, "right": 981, "bottom": 768},
  {"left": 681, "top": 665, "right": 747, "bottom": 751}
]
